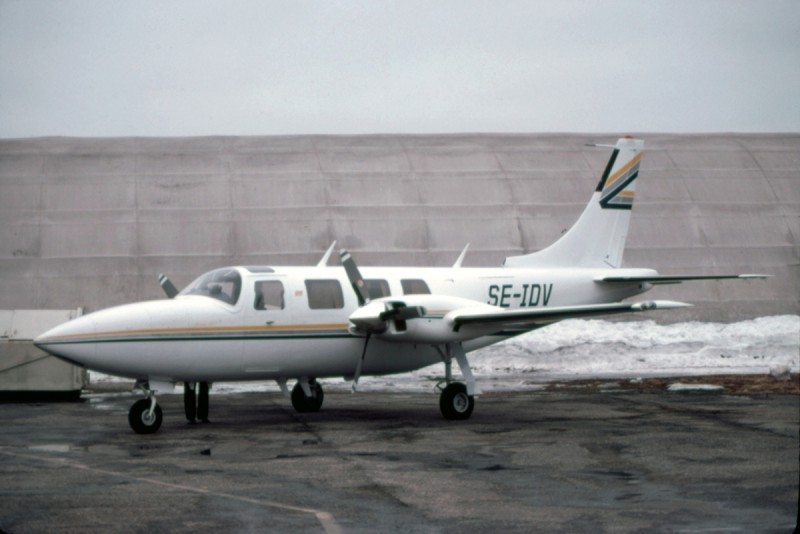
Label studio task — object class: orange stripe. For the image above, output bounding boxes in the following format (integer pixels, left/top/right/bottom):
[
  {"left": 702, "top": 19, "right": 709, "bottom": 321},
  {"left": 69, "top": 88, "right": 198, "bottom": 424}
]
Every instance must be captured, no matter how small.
[
  {"left": 604, "top": 153, "right": 641, "bottom": 191},
  {"left": 41, "top": 323, "right": 351, "bottom": 342}
]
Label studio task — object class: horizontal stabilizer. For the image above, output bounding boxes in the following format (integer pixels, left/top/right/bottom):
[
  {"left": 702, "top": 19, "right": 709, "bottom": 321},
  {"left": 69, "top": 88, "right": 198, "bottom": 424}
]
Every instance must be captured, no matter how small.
[
  {"left": 451, "top": 300, "right": 691, "bottom": 332},
  {"left": 596, "top": 274, "right": 771, "bottom": 285}
]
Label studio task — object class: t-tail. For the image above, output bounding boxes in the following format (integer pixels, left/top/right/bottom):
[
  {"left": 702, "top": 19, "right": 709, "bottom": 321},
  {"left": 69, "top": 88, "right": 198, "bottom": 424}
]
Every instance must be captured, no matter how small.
[{"left": 504, "top": 136, "right": 644, "bottom": 269}]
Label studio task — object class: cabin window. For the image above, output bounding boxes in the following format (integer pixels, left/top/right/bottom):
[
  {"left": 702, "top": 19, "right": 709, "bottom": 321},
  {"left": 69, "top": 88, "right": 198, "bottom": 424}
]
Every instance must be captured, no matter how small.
[
  {"left": 401, "top": 279, "right": 430, "bottom": 295},
  {"left": 305, "top": 279, "right": 345, "bottom": 309},
  {"left": 254, "top": 281, "right": 284, "bottom": 310},
  {"left": 365, "top": 279, "right": 391, "bottom": 299},
  {"left": 180, "top": 268, "right": 242, "bottom": 305}
]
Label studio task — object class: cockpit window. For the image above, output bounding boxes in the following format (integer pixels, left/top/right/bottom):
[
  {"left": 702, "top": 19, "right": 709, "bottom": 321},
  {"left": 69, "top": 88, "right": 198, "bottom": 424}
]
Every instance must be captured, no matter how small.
[{"left": 179, "top": 268, "right": 242, "bottom": 305}]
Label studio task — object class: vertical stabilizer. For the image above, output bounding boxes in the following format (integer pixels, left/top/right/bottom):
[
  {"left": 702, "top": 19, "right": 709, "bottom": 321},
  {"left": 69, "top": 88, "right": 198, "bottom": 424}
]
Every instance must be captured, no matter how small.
[{"left": 504, "top": 137, "right": 644, "bottom": 269}]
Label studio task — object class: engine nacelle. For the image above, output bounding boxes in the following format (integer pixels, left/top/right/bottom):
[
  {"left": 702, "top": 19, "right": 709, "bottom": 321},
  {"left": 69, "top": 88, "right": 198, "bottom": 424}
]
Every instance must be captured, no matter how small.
[{"left": 348, "top": 295, "right": 500, "bottom": 344}]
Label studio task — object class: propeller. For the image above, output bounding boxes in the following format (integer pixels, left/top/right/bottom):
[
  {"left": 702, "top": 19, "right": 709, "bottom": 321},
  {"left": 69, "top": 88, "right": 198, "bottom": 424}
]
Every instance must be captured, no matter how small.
[
  {"left": 159, "top": 274, "right": 179, "bottom": 299},
  {"left": 351, "top": 331, "right": 372, "bottom": 393},
  {"left": 340, "top": 249, "right": 428, "bottom": 391},
  {"left": 379, "top": 301, "right": 426, "bottom": 331},
  {"left": 340, "top": 249, "right": 370, "bottom": 306},
  {"left": 340, "top": 249, "right": 371, "bottom": 391}
]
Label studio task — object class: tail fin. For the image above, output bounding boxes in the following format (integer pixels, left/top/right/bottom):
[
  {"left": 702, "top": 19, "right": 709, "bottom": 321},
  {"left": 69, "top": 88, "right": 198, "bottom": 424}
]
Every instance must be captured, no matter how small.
[{"left": 504, "top": 137, "right": 644, "bottom": 269}]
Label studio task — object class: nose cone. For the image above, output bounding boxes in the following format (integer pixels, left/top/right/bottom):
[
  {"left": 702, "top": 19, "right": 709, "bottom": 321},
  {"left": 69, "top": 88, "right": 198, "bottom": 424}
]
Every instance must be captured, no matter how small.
[
  {"left": 34, "top": 313, "right": 99, "bottom": 365},
  {"left": 34, "top": 301, "right": 158, "bottom": 368}
]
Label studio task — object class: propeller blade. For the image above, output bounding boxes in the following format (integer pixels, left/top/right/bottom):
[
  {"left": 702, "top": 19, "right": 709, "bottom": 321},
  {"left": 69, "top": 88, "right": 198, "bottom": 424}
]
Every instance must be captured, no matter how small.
[
  {"left": 351, "top": 333, "right": 371, "bottom": 393},
  {"left": 340, "top": 249, "right": 370, "bottom": 306},
  {"left": 159, "top": 274, "right": 179, "bottom": 299},
  {"left": 396, "top": 305, "right": 426, "bottom": 320},
  {"left": 379, "top": 301, "right": 426, "bottom": 321}
]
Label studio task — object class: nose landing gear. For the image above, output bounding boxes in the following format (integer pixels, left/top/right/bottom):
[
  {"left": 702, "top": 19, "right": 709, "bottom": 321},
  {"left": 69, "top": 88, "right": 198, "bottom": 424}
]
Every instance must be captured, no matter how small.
[
  {"left": 128, "top": 391, "right": 163, "bottom": 434},
  {"left": 129, "top": 379, "right": 178, "bottom": 434}
]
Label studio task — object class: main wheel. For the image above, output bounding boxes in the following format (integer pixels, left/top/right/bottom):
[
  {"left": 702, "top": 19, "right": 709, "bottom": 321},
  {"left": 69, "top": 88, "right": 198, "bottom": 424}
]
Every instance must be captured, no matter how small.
[
  {"left": 439, "top": 382, "right": 474, "bottom": 420},
  {"left": 129, "top": 398, "right": 163, "bottom": 434},
  {"left": 291, "top": 380, "right": 324, "bottom": 413}
]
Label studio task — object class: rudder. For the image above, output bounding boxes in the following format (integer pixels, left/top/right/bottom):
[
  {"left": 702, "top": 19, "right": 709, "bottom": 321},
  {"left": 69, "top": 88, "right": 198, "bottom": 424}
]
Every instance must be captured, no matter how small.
[{"left": 504, "top": 137, "right": 644, "bottom": 269}]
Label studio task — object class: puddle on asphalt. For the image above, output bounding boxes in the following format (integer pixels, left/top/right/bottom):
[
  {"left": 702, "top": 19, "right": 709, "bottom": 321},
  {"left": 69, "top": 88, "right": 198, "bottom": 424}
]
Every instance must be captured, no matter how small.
[{"left": 84, "top": 393, "right": 135, "bottom": 410}]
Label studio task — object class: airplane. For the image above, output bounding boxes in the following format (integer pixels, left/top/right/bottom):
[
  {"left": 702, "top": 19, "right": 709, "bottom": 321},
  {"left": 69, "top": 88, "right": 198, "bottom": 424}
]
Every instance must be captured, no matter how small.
[{"left": 33, "top": 137, "right": 768, "bottom": 434}]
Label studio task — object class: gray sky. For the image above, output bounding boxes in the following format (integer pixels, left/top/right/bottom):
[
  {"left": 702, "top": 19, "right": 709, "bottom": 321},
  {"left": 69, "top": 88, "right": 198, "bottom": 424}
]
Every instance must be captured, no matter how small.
[{"left": 1, "top": 0, "right": 798, "bottom": 138}]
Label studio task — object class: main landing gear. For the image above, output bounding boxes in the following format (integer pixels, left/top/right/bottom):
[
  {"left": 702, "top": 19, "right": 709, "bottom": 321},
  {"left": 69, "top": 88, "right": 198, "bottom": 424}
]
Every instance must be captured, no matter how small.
[
  {"left": 291, "top": 377, "right": 324, "bottom": 413},
  {"left": 436, "top": 343, "right": 479, "bottom": 421},
  {"left": 439, "top": 382, "right": 474, "bottom": 420}
]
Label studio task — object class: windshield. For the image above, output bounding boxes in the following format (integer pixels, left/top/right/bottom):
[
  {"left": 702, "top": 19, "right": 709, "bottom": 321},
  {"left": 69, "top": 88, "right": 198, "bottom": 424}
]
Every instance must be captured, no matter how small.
[{"left": 179, "top": 268, "right": 242, "bottom": 305}]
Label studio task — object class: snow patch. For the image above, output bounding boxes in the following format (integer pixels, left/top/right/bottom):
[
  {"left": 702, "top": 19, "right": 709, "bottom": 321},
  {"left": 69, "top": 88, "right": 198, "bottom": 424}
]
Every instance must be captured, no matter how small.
[{"left": 667, "top": 383, "right": 724, "bottom": 392}]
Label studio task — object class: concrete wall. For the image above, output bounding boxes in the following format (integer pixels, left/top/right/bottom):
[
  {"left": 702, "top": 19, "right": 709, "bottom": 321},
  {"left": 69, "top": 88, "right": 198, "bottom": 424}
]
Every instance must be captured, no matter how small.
[{"left": 0, "top": 134, "right": 797, "bottom": 321}]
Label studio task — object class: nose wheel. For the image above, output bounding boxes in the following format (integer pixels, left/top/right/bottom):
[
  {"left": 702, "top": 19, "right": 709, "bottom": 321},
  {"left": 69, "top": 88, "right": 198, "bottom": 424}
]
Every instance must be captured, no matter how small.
[{"left": 128, "top": 397, "right": 163, "bottom": 434}]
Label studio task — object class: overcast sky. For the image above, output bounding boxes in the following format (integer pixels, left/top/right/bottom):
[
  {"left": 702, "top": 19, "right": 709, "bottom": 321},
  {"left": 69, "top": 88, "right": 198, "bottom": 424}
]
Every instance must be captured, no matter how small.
[{"left": 1, "top": 0, "right": 798, "bottom": 138}]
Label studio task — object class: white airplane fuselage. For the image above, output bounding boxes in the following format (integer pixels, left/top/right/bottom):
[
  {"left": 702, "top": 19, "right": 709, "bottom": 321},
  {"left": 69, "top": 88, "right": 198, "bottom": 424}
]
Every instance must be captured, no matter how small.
[{"left": 37, "top": 265, "right": 654, "bottom": 383}]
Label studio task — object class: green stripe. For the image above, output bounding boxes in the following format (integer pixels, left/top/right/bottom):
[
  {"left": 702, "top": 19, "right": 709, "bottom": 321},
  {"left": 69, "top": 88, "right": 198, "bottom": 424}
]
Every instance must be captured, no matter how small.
[{"left": 44, "top": 333, "right": 353, "bottom": 345}]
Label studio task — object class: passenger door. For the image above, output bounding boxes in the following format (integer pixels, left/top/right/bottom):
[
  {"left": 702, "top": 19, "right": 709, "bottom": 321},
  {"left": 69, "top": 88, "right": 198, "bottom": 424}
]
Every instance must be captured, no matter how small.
[{"left": 242, "top": 276, "right": 294, "bottom": 374}]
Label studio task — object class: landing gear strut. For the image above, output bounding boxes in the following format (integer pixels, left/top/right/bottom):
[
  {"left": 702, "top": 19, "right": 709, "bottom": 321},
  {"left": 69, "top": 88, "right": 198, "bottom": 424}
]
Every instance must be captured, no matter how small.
[
  {"left": 435, "top": 343, "right": 479, "bottom": 420},
  {"left": 291, "top": 377, "right": 324, "bottom": 413},
  {"left": 129, "top": 381, "right": 163, "bottom": 434}
]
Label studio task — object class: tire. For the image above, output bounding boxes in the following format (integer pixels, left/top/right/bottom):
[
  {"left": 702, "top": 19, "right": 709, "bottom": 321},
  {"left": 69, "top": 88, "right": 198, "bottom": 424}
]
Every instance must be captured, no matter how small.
[
  {"left": 129, "top": 398, "right": 163, "bottom": 434},
  {"left": 439, "top": 382, "right": 474, "bottom": 420},
  {"left": 291, "top": 380, "right": 324, "bottom": 413}
]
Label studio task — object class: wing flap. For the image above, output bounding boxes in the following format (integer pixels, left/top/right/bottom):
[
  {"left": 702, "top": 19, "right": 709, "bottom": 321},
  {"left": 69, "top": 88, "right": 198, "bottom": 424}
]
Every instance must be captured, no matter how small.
[
  {"left": 451, "top": 300, "right": 691, "bottom": 332},
  {"left": 596, "top": 274, "right": 770, "bottom": 285}
]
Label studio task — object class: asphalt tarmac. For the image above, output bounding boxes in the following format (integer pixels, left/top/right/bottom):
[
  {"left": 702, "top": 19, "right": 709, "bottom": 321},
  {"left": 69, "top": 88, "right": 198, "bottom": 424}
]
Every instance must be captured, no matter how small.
[{"left": 1, "top": 387, "right": 798, "bottom": 533}]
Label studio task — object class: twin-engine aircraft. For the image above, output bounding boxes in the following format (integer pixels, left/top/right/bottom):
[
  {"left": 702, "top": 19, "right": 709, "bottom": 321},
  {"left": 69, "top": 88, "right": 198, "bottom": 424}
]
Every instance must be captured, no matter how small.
[{"left": 34, "top": 137, "right": 766, "bottom": 433}]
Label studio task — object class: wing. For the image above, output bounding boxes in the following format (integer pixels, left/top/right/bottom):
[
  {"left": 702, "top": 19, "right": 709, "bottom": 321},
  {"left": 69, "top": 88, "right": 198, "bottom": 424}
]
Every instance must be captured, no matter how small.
[
  {"left": 451, "top": 300, "right": 691, "bottom": 332},
  {"left": 596, "top": 274, "right": 770, "bottom": 286}
]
